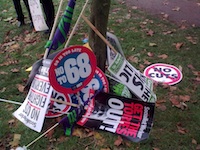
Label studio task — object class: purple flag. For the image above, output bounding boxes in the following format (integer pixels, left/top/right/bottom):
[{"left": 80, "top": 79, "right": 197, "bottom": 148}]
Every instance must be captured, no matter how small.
[{"left": 45, "top": 0, "right": 76, "bottom": 51}]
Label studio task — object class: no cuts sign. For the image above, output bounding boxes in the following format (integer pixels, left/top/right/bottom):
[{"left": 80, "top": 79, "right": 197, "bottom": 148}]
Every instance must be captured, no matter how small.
[{"left": 144, "top": 63, "right": 183, "bottom": 85}]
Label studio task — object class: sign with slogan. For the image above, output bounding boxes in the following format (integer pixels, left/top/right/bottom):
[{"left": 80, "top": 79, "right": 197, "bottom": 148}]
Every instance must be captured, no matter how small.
[
  {"left": 13, "top": 74, "right": 53, "bottom": 132},
  {"left": 38, "top": 65, "right": 78, "bottom": 118},
  {"left": 28, "top": 0, "right": 48, "bottom": 31},
  {"left": 45, "top": 89, "right": 73, "bottom": 118},
  {"left": 77, "top": 92, "right": 155, "bottom": 143},
  {"left": 143, "top": 63, "right": 183, "bottom": 85},
  {"left": 49, "top": 45, "right": 97, "bottom": 94},
  {"left": 108, "top": 53, "right": 156, "bottom": 103},
  {"left": 79, "top": 67, "right": 109, "bottom": 105}
]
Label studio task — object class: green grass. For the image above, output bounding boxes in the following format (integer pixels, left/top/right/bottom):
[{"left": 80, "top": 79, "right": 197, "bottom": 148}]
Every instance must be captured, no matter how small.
[{"left": 1, "top": 0, "right": 200, "bottom": 149}]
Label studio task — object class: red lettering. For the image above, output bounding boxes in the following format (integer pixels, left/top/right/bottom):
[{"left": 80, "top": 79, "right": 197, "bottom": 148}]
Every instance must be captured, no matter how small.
[
  {"left": 121, "top": 114, "right": 132, "bottom": 122},
  {"left": 127, "top": 129, "right": 137, "bottom": 138},
  {"left": 124, "top": 102, "right": 134, "bottom": 115},
  {"left": 116, "top": 124, "right": 128, "bottom": 135},
  {"left": 133, "top": 104, "right": 143, "bottom": 121}
]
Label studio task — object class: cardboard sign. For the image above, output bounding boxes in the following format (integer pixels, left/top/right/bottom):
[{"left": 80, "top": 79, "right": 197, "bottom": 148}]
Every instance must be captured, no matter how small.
[
  {"left": 45, "top": 90, "right": 73, "bottom": 118},
  {"left": 49, "top": 45, "right": 97, "bottom": 94},
  {"left": 108, "top": 53, "right": 156, "bottom": 103},
  {"left": 28, "top": 0, "right": 48, "bottom": 31},
  {"left": 78, "top": 67, "right": 109, "bottom": 105},
  {"left": 144, "top": 63, "right": 183, "bottom": 85},
  {"left": 13, "top": 74, "right": 52, "bottom": 132},
  {"left": 77, "top": 92, "right": 155, "bottom": 142}
]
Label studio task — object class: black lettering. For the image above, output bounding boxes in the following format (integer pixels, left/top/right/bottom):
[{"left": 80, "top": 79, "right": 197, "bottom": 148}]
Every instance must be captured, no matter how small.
[
  {"left": 156, "top": 73, "right": 163, "bottom": 78},
  {"left": 132, "top": 76, "right": 144, "bottom": 90},
  {"left": 119, "top": 72, "right": 129, "bottom": 82},
  {"left": 149, "top": 73, "right": 154, "bottom": 78},
  {"left": 141, "top": 88, "right": 151, "bottom": 101}
]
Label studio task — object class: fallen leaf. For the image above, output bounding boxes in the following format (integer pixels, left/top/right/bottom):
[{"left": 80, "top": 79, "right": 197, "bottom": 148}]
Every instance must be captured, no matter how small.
[
  {"left": 192, "top": 138, "right": 197, "bottom": 145},
  {"left": 196, "top": 144, "right": 200, "bottom": 150},
  {"left": 178, "top": 65, "right": 183, "bottom": 72},
  {"left": 169, "top": 86, "right": 177, "bottom": 91},
  {"left": 156, "top": 104, "right": 167, "bottom": 111},
  {"left": 100, "top": 148, "right": 111, "bottom": 150},
  {"left": 128, "top": 56, "right": 139, "bottom": 64},
  {"left": 186, "top": 36, "right": 197, "bottom": 44},
  {"left": 157, "top": 54, "right": 168, "bottom": 59},
  {"left": 194, "top": 77, "right": 200, "bottom": 82},
  {"left": 193, "top": 71, "right": 200, "bottom": 77},
  {"left": 0, "top": 87, "right": 6, "bottom": 93},
  {"left": 139, "top": 64, "right": 145, "bottom": 70},
  {"left": 163, "top": 13, "right": 169, "bottom": 19},
  {"left": 143, "top": 59, "right": 151, "bottom": 65},
  {"left": 147, "top": 52, "right": 154, "bottom": 57},
  {"left": 172, "top": 7, "right": 180, "bottom": 11},
  {"left": 0, "top": 71, "right": 8, "bottom": 75},
  {"left": 176, "top": 122, "right": 188, "bottom": 134},
  {"left": 188, "top": 64, "right": 195, "bottom": 70},
  {"left": 3, "top": 17, "right": 13, "bottom": 22},
  {"left": 114, "top": 136, "right": 123, "bottom": 146},
  {"left": 11, "top": 68, "right": 19, "bottom": 73},
  {"left": 16, "top": 84, "right": 24, "bottom": 93},
  {"left": 179, "top": 95, "right": 190, "bottom": 102},
  {"left": 10, "top": 134, "right": 21, "bottom": 147},
  {"left": 175, "top": 42, "right": 183, "bottom": 50},
  {"left": 163, "top": 30, "right": 173, "bottom": 35},
  {"left": 72, "top": 128, "right": 85, "bottom": 138},
  {"left": 153, "top": 147, "right": 160, "bottom": 150},
  {"left": 149, "top": 43, "right": 157, "bottom": 47},
  {"left": 146, "top": 30, "right": 154, "bottom": 36},
  {"left": 169, "top": 96, "right": 180, "bottom": 105},
  {"left": 131, "top": 6, "right": 138, "bottom": 10},
  {"left": 10, "top": 43, "right": 20, "bottom": 50}
]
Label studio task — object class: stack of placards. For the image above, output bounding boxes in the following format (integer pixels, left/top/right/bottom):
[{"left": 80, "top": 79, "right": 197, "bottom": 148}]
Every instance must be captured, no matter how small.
[{"left": 13, "top": 41, "right": 156, "bottom": 142}]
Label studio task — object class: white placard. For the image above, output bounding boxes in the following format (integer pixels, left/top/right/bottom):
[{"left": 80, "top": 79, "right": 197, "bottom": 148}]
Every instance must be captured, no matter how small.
[
  {"left": 13, "top": 74, "right": 52, "bottom": 132},
  {"left": 108, "top": 53, "right": 156, "bottom": 103},
  {"left": 28, "top": 0, "right": 48, "bottom": 31}
]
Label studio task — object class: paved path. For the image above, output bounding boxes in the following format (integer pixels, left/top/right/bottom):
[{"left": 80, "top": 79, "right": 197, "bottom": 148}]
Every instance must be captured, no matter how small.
[{"left": 125, "top": 0, "right": 200, "bottom": 27}]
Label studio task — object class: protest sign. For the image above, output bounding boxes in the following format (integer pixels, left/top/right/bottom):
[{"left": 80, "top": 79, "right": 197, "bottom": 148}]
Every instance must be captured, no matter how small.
[
  {"left": 28, "top": 0, "right": 48, "bottom": 31},
  {"left": 144, "top": 63, "right": 183, "bottom": 85},
  {"left": 77, "top": 92, "right": 155, "bottom": 142},
  {"left": 108, "top": 53, "right": 156, "bottom": 103},
  {"left": 13, "top": 74, "right": 52, "bottom": 132},
  {"left": 49, "top": 45, "right": 97, "bottom": 94}
]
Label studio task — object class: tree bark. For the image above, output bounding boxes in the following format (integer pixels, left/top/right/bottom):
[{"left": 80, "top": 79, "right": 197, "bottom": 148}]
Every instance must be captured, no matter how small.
[{"left": 89, "top": 0, "right": 111, "bottom": 72}]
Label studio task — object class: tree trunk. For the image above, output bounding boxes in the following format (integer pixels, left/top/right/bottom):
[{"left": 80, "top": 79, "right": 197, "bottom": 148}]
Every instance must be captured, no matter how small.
[{"left": 89, "top": 0, "right": 111, "bottom": 72}]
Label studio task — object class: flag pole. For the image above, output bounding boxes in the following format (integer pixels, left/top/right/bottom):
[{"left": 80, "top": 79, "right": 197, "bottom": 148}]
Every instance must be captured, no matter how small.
[{"left": 43, "top": 0, "right": 64, "bottom": 59}]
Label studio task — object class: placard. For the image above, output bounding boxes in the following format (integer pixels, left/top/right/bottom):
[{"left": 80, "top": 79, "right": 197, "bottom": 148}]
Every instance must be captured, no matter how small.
[
  {"left": 77, "top": 92, "right": 155, "bottom": 142},
  {"left": 108, "top": 53, "right": 156, "bottom": 103},
  {"left": 49, "top": 45, "right": 97, "bottom": 94},
  {"left": 28, "top": 0, "right": 48, "bottom": 31},
  {"left": 144, "top": 63, "right": 183, "bottom": 85},
  {"left": 13, "top": 74, "right": 52, "bottom": 132}
]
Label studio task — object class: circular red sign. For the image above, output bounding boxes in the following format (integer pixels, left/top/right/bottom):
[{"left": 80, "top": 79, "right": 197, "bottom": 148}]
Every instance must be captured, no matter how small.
[
  {"left": 144, "top": 63, "right": 183, "bottom": 85},
  {"left": 49, "top": 45, "right": 97, "bottom": 94}
]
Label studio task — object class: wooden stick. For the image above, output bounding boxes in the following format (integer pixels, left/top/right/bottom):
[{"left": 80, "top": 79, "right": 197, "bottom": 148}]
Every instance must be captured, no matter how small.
[
  {"left": 0, "top": 98, "right": 22, "bottom": 105},
  {"left": 64, "top": 0, "right": 90, "bottom": 48},
  {"left": 50, "top": 98, "right": 78, "bottom": 107},
  {"left": 0, "top": 97, "right": 78, "bottom": 107},
  {"left": 81, "top": 14, "right": 118, "bottom": 54},
  {"left": 43, "top": 0, "right": 64, "bottom": 59},
  {"left": 26, "top": 122, "right": 59, "bottom": 148}
]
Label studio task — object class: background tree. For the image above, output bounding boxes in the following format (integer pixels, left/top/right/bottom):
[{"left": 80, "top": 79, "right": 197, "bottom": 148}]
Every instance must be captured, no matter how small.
[{"left": 89, "top": 0, "right": 111, "bottom": 72}]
